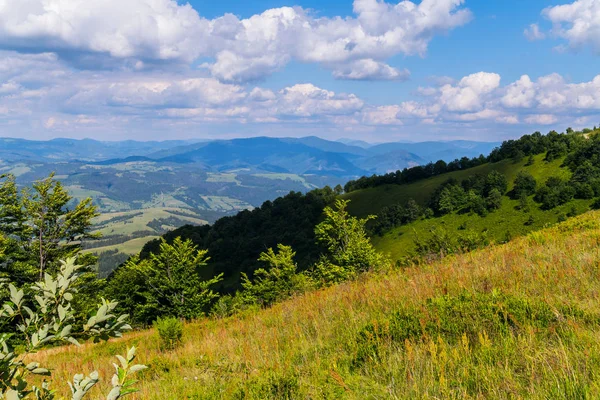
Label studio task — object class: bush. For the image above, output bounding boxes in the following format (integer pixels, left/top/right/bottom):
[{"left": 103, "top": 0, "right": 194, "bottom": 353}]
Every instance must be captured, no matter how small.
[
  {"left": 512, "top": 171, "right": 537, "bottom": 199},
  {"left": 154, "top": 317, "right": 184, "bottom": 350},
  {"left": 353, "top": 291, "right": 585, "bottom": 367},
  {"left": 413, "top": 227, "right": 489, "bottom": 260}
]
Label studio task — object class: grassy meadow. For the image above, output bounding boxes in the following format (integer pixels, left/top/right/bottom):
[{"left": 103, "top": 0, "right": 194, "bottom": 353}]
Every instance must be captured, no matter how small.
[{"left": 35, "top": 209, "right": 600, "bottom": 399}]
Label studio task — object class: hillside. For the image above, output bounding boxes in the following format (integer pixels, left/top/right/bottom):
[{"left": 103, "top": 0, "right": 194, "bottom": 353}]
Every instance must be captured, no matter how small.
[
  {"left": 35, "top": 210, "right": 600, "bottom": 398},
  {"left": 344, "top": 153, "right": 583, "bottom": 261}
]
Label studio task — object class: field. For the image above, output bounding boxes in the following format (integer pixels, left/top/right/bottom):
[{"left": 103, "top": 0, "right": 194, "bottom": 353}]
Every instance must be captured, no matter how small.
[
  {"left": 84, "top": 208, "right": 209, "bottom": 261},
  {"left": 84, "top": 236, "right": 160, "bottom": 255},
  {"left": 35, "top": 210, "right": 600, "bottom": 398}
]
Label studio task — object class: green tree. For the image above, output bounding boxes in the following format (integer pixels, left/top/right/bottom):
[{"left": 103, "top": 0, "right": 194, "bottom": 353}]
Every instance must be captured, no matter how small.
[
  {"left": 512, "top": 171, "right": 537, "bottom": 199},
  {"left": 403, "top": 199, "right": 421, "bottom": 223},
  {"left": 486, "top": 188, "right": 503, "bottom": 211},
  {"left": 466, "top": 190, "right": 487, "bottom": 216},
  {"left": 241, "top": 244, "right": 310, "bottom": 306},
  {"left": 313, "top": 200, "right": 387, "bottom": 284},
  {"left": 116, "top": 237, "right": 222, "bottom": 322},
  {"left": 525, "top": 154, "right": 535, "bottom": 166},
  {"left": 484, "top": 171, "right": 508, "bottom": 196},
  {"left": 518, "top": 192, "right": 531, "bottom": 212},
  {"left": 438, "top": 185, "right": 466, "bottom": 214},
  {"left": 0, "top": 173, "right": 100, "bottom": 282}
]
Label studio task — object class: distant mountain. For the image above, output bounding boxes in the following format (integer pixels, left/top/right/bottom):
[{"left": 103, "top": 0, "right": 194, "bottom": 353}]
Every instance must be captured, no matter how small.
[
  {"left": 354, "top": 149, "right": 425, "bottom": 174},
  {"left": 335, "top": 138, "right": 374, "bottom": 148},
  {"left": 0, "top": 137, "right": 201, "bottom": 162},
  {"left": 369, "top": 140, "right": 500, "bottom": 163},
  {"left": 156, "top": 137, "right": 369, "bottom": 177},
  {"left": 1, "top": 136, "right": 500, "bottom": 176}
]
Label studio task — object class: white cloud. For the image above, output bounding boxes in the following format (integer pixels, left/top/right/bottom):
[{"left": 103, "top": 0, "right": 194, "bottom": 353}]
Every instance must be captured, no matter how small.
[
  {"left": 542, "top": 0, "right": 600, "bottom": 53},
  {"left": 332, "top": 59, "right": 410, "bottom": 81},
  {"left": 275, "top": 84, "right": 364, "bottom": 117},
  {"left": 524, "top": 23, "right": 546, "bottom": 41},
  {"left": 502, "top": 75, "right": 536, "bottom": 108},
  {"left": 0, "top": 0, "right": 471, "bottom": 82},
  {"left": 525, "top": 114, "right": 558, "bottom": 125},
  {"left": 5, "top": 46, "right": 600, "bottom": 140},
  {"left": 437, "top": 72, "right": 501, "bottom": 112},
  {"left": 362, "top": 105, "right": 403, "bottom": 125}
]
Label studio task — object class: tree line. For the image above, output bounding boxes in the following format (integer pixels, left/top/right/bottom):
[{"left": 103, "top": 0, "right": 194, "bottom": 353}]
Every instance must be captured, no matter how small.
[{"left": 343, "top": 128, "right": 592, "bottom": 193}]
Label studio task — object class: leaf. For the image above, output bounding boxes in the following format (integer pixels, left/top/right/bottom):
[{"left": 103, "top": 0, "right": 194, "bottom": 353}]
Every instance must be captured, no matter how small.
[
  {"left": 31, "top": 367, "right": 51, "bottom": 376},
  {"left": 116, "top": 354, "right": 127, "bottom": 369},
  {"left": 106, "top": 386, "right": 121, "bottom": 400},
  {"left": 126, "top": 346, "right": 136, "bottom": 361},
  {"left": 129, "top": 364, "right": 148, "bottom": 373}
]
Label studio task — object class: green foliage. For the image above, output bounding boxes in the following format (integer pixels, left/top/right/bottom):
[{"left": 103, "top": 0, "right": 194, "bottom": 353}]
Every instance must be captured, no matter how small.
[
  {"left": 241, "top": 245, "right": 311, "bottom": 307},
  {"left": 106, "top": 237, "right": 222, "bottom": 324},
  {"left": 0, "top": 257, "right": 146, "bottom": 399},
  {"left": 313, "top": 200, "right": 387, "bottom": 285},
  {"left": 486, "top": 188, "right": 502, "bottom": 211},
  {"left": 512, "top": 171, "right": 537, "bottom": 199},
  {"left": 153, "top": 317, "right": 184, "bottom": 351},
  {"left": 535, "top": 177, "right": 576, "bottom": 210},
  {"left": 140, "top": 187, "right": 337, "bottom": 293},
  {"left": 413, "top": 227, "right": 489, "bottom": 260},
  {"left": 0, "top": 173, "right": 99, "bottom": 284},
  {"left": 484, "top": 170, "right": 508, "bottom": 196}
]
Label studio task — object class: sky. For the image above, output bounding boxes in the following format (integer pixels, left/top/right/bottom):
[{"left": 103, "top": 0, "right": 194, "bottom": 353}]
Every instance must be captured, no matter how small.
[{"left": 1, "top": 0, "right": 600, "bottom": 142}]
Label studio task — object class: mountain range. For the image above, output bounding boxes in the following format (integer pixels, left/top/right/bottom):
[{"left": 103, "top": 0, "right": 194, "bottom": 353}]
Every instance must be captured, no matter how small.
[{"left": 0, "top": 136, "right": 499, "bottom": 177}]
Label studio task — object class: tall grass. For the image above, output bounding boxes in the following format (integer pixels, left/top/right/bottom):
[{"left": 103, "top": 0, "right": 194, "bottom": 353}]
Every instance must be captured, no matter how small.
[{"left": 35, "top": 210, "right": 600, "bottom": 399}]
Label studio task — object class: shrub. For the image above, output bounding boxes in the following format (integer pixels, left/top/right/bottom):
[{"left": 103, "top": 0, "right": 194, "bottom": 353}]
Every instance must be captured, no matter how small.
[
  {"left": 413, "top": 227, "right": 489, "bottom": 260},
  {"left": 241, "top": 244, "right": 311, "bottom": 307},
  {"left": 354, "top": 291, "right": 584, "bottom": 367},
  {"left": 0, "top": 258, "right": 146, "bottom": 398},
  {"left": 154, "top": 317, "right": 184, "bottom": 350},
  {"left": 512, "top": 171, "right": 537, "bottom": 199}
]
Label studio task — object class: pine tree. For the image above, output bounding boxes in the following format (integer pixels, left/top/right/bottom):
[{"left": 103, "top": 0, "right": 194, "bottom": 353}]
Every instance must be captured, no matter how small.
[{"left": 314, "top": 199, "right": 387, "bottom": 284}]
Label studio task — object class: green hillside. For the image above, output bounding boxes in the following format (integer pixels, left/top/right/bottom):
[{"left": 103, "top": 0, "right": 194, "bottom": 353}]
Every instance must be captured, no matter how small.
[
  {"left": 35, "top": 210, "right": 600, "bottom": 399},
  {"left": 343, "top": 154, "right": 569, "bottom": 218},
  {"left": 343, "top": 153, "right": 586, "bottom": 262}
]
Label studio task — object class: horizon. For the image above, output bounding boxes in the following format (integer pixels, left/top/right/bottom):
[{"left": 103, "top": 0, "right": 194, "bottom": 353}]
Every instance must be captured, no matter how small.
[
  {"left": 0, "top": 0, "right": 599, "bottom": 142},
  {"left": 0, "top": 134, "right": 503, "bottom": 145}
]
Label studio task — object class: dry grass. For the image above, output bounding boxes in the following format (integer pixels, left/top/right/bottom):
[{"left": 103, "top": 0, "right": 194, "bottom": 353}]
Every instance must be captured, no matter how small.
[{"left": 35, "top": 210, "right": 600, "bottom": 399}]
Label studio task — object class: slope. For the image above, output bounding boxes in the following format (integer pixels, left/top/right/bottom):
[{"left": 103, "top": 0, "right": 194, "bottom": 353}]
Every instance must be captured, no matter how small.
[
  {"left": 36, "top": 210, "right": 600, "bottom": 399},
  {"left": 342, "top": 152, "right": 587, "bottom": 262}
]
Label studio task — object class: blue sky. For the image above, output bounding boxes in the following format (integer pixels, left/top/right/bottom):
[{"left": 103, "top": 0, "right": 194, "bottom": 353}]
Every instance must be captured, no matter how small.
[{"left": 0, "top": 0, "right": 599, "bottom": 142}]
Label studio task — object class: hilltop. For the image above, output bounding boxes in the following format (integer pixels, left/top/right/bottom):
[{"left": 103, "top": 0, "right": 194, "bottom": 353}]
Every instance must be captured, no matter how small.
[{"left": 35, "top": 210, "right": 600, "bottom": 398}]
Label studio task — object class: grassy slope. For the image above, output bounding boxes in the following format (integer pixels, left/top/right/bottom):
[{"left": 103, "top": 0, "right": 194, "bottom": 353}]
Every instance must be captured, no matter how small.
[
  {"left": 343, "top": 154, "right": 583, "bottom": 262},
  {"left": 37, "top": 211, "right": 600, "bottom": 399},
  {"left": 83, "top": 236, "right": 160, "bottom": 255}
]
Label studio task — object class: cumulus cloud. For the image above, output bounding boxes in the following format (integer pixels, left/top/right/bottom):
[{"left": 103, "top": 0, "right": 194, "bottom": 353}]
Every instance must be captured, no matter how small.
[
  {"left": 524, "top": 23, "right": 546, "bottom": 41},
  {"left": 428, "top": 72, "right": 502, "bottom": 112},
  {"left": 0, "top": 0, "right": 471, "bottom": 82},
  {"left": 542, "top": 0, "right": 600, "bottom": 53},
  {"left": 332, "top": 60, "right": 410, "bottom": 81},
  {"left": 4, "top": 47, "right": 600, "bottom": 139},
  {"left": 366, "top": 71, "right": 600, "bottom": 128}
]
